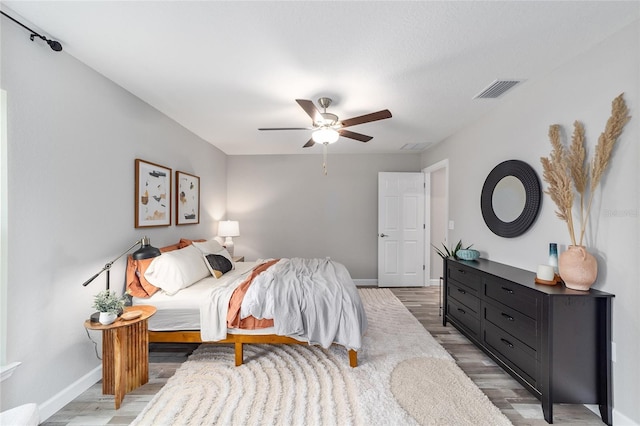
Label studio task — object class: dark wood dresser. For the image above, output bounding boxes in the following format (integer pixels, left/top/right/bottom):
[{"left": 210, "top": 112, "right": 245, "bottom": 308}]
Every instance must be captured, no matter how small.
[{"left": 443, "top": 257, "right": 613, "bottom": 425}]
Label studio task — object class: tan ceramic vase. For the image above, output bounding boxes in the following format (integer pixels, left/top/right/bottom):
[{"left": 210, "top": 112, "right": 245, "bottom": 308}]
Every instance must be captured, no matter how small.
[{"left": 558, "top": 245, "right": 597, "bottom": 291}]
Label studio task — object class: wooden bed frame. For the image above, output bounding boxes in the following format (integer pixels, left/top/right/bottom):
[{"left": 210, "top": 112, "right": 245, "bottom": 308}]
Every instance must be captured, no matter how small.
[{"left": 149, "top": 330, "right": 358, "bottom": 368}]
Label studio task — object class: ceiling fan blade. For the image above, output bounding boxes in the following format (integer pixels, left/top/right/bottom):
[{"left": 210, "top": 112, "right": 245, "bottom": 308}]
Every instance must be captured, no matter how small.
[
  {"left": 340, "top": 109, "right": 392, "bottom": 128},
  {"left": 339, "top": 129, "right": 373, "bottom": 142},
  {"left": 303, "top": 139, "right": 315, "bottom": 148},
  {"left": 258, "top": 127, "right": 313, "bottom": 131},
  {"left": 296, "top": 99, "right": 322, "bottom": 123}
]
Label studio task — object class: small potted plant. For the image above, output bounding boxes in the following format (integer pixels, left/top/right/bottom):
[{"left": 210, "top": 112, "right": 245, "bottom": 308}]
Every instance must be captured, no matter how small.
[
  {"left": 432, "top": 239, "right": 476, "bottom": 260},
  {"left": 92, "top": 290, "right": 125, "bottom": 325}
]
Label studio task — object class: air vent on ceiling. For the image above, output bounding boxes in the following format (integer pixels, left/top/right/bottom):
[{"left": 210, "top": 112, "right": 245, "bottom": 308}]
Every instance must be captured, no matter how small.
[
  {"left": 473, "top": 79, "right": 522, "bottom": 99},
  {"left": 400, "top": 143, "right": 430, "bottom": 151}
]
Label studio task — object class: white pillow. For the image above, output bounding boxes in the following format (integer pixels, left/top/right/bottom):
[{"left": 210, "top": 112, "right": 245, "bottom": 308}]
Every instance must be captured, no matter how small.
[
  {"left": 192, "top": 239, "right": 224, "bottom": 254},
  {"left": 143, "top": 244, "right": 210, "bottom": 295},
  {"left": 192, "top": 239, "right": 234, "bottom": 271}
]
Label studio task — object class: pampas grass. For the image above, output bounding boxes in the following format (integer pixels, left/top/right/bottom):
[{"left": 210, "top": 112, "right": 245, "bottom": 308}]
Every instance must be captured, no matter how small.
[{"left": 540, "top": 93, "right": 631, "bottom": 246}]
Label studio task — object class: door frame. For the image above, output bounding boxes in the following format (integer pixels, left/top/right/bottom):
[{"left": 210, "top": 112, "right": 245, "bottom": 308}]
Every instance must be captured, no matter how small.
[{"left": 423, "top": 159, "right": 449, "bottom": 286}]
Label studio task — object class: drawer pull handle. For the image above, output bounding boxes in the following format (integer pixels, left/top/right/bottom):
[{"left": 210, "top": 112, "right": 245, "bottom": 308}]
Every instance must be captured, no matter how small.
[
  {"left": 501, "top": 286, "right": 514, "bottom": 294},
  {"left": 457, "top": 308, "right": 466, "bottom": 315},
  {"left": 501, "top": 313, "right": 514, "bottom": 321},
  {"left": 500, "top": 338, "right": 514, "bottom": 349},
  {"left": 458, "top": 269, "right": 466, "bottom": 274},
  {"left": 457, "top": 288, "right": 466, "bottom": 294}
]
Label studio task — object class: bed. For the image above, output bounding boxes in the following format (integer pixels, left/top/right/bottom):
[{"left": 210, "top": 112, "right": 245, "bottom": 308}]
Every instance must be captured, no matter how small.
[{"left": 126, "top": 238, "right": 367, "bottom": 367}]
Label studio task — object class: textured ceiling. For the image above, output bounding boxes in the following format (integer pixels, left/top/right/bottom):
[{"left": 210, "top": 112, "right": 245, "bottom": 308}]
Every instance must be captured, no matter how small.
[{"left": 3, "top": 1, "right": 639, "bottom": 155}]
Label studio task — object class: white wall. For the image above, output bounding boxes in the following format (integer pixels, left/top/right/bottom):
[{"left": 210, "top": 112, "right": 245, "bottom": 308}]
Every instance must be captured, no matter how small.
[
  {"left": 227, "top": 154, "right": 421, "bottom": 279},
  {"left": 0, "top": 15, "right": 227, "bottom": 416},
  {"left": 421, "top": 21, "right": 639, "bottom": 424}
]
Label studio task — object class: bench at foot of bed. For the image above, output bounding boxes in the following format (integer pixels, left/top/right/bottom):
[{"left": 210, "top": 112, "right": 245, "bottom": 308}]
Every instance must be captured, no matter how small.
[{"left": 148, "top": 330, "right": 358, "bottom": 368}]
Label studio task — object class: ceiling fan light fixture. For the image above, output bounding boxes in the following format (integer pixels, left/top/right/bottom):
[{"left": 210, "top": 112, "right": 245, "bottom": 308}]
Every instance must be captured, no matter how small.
[{"left": 312, "top": 128, "right": 339, "bottom": 144}]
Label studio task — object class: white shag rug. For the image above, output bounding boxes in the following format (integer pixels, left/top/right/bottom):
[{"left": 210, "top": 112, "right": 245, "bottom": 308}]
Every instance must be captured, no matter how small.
[{"left": 132, "top": 288, "right": 512, "bottom": 426}]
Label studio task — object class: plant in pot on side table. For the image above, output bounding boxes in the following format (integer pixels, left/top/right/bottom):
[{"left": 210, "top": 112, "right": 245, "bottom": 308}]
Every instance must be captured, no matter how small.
[
  {"left": 540, "top": 93, "right": 630, "bottom": 291},
  {"left": 92, "top": 290, "right": 125, "bottom": 325}
]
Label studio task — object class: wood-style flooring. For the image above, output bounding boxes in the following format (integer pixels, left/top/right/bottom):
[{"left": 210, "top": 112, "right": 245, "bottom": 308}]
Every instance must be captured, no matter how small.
[{"left": 42, "top": 286, "right": 604, "bottom": 425}]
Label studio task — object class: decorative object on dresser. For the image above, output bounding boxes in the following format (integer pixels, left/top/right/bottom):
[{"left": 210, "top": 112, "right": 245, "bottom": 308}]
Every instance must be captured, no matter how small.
[
  {"left": 175, "top": 171, "right": 200, "bottom": 225},
  {"left": 443, "top": 257, "right": 614, "bottom": 425},
  {"left": 217, "top": 220, "right": 240, "bottom": 256},
  {"left": 534, "top": 264, "right": 560, "bottom": 286},
  {"left": 540, "top": 93, "right": 630, "bottom": 290},
  {"left": 548, "top": 243, "right": 558, "bottom": 273},
  {"left": 432, "top": 239, "right": 473, "bottom": 260},
  {"left": 481, "top": 159, "right": 541, "bottom": 238},
  {"left": 134, "top": 159, "right": 172, "bottom": 227},
  {"left": 84, "top": 305, "right": 156, "bottom": 409},
  {"left": 456, "top": 248, "right": 480, "bottom": 261},
  {"left": 82, "top": 236, "right": 161, "bottom": 322}
]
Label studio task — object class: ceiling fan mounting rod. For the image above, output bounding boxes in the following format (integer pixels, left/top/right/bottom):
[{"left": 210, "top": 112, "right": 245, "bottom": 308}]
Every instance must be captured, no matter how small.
[{"left": 318, "top": 97, "right": 333, "bottom": 111}]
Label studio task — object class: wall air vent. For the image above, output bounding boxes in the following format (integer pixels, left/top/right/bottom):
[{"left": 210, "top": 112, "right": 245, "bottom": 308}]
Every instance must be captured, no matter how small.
[{"left": 473, "top": 79, "right": 522, "bottom": 99}]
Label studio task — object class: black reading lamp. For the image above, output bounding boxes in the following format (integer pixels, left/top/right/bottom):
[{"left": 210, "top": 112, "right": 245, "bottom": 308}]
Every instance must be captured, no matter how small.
[{"left": 82, "top": 236, "right": 161, "bottom": 322}]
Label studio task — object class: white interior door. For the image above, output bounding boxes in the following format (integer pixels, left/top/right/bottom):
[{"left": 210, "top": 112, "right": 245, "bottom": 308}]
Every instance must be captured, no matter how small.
[{"left": 378, "top": 172, "right": 425, "bottom": 287}]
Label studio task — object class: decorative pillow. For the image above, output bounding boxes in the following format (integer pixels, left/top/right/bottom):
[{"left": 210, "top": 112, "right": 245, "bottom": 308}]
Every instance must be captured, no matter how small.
[
  {"left": 126, "top": 242, "right": 182, "bottom": 298},
  {"left": 204, "top": 254, "right": 233, "bottom": 278},
  {"left": 192, "top": 239, "right": 234, "bottom": 273},
  {"left": 143, "top": 244, "right": 210, "bottom": 295}
]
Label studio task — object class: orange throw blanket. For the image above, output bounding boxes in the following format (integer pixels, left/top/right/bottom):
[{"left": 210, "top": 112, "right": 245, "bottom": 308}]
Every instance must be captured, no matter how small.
[{"left": 226, "top": 259, "right": 280, "bottom": 329}]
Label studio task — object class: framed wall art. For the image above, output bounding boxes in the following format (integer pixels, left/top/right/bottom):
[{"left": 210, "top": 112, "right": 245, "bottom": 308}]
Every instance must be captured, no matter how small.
[
  {"left": 135, "top": 159, "right": 171, "bottom": 228},
  {"left": 176, "top": 171, "right": 200, "bottom": 225}
]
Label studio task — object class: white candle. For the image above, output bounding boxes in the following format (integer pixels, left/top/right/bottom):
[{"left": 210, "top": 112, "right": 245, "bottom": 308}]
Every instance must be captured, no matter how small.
[{"left": 537, "top": 264, "right": 555, "bottom": 281}]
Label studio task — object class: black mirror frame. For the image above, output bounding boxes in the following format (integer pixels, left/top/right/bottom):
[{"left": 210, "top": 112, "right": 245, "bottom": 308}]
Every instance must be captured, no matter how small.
[{"left": 481, "top": 159, "right": 542, "bottom": 238}]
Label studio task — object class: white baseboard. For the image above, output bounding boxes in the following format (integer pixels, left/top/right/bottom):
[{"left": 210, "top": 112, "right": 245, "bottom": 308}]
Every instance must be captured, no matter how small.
[
  {"left": 38, "top": 365, "right": 102, "bottom": 422},
  {"left": 585, "top": 404, "right": 638, "bottom": 425},
  {"left": 354, "top": 279, "right": 441, "bottom": 287},
  {"left": 614, "top": 409, "right": 639, "bottom": 426},
  {"left": 354, "top": 279, "right": 377, "bottom": 287}
]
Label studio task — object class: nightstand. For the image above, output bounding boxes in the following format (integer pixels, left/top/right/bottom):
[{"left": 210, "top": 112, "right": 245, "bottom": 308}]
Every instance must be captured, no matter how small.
[
  {"left": 232, "top": 256, "right": 244, "bottom": 262},
  {"left": 84, "top": 305, "right": 156, "bottom": 409}
]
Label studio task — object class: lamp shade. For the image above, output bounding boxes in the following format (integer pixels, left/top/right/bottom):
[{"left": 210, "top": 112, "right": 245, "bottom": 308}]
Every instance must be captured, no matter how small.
[
  {"left": 132, "top": 236, "right": 161, "bottom": 260},
  {"left": 218, "top": 220, "right": 240, "bottom": 237},
  {"left": 312, "top": 128, "right": 339, "bottom": 144}
]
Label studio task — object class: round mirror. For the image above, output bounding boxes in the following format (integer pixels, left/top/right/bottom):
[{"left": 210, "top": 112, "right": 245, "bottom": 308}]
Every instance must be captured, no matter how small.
[
  {"left": 492, "top": 176, "right": 526, "bottom": 222},
  {"left": 481, "top": 160, "right": 541, "bottom": 238}
]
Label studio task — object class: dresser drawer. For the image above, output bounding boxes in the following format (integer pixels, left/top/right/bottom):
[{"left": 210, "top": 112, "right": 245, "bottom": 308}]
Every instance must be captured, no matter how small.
[
  {"left": 447, "top": 297, "right": 480, "bottom": 339},
  {"left": 448, "top": 281, "right": 480, "bottom": 313},
  {"left": 484, "top": 321, "right": 537, "bottom": 387},
  {"left": 485, "top": 276, "right": 539, "bottom": 319},
  {"left": 448, "top": 264, "right": 481, "bottom": 292},
  {"left": 483, "top": 301, "right": 538, "bottom": 350}
]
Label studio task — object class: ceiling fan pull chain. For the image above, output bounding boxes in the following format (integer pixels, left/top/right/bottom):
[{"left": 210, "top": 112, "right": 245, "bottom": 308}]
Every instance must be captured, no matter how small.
[{"left": 322, "top": 142, "right": 328, "bottom": 175}]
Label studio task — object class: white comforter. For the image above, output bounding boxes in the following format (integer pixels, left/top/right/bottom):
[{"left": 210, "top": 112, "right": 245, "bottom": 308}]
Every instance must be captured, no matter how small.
[{"left": 200, "top": 258, "right": 367, "bottom": 351}]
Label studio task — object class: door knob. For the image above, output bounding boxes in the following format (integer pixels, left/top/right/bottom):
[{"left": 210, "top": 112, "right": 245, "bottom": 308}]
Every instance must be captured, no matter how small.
[{"left": 379, "top": 233, "right": 389, "bottom": 237}]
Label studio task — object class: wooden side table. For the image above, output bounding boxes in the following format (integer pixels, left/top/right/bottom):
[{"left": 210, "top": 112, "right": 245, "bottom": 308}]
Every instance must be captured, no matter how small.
[{"left": 84, "top": 305, "right": 156, "bottom": 409}]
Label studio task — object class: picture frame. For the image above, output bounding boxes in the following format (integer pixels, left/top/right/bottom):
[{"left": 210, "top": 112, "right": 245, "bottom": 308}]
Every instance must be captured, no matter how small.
[
  {"left": 135, "top": 159, "right": 172, "bottom": 228},
  {"left": 176, "top": 171, "right": 200, "bottom": 225}
]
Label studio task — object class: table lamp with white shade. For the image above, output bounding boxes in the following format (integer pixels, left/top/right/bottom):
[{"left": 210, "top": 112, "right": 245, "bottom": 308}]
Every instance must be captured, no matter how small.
[{"left": 218, "top": 220, "right": 239, "bottom": 256}]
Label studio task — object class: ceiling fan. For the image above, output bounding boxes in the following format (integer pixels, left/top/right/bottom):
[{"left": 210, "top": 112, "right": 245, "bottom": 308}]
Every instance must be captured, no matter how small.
[{"left": 258, "top": 97, "right": 392, "bottom": 148}]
